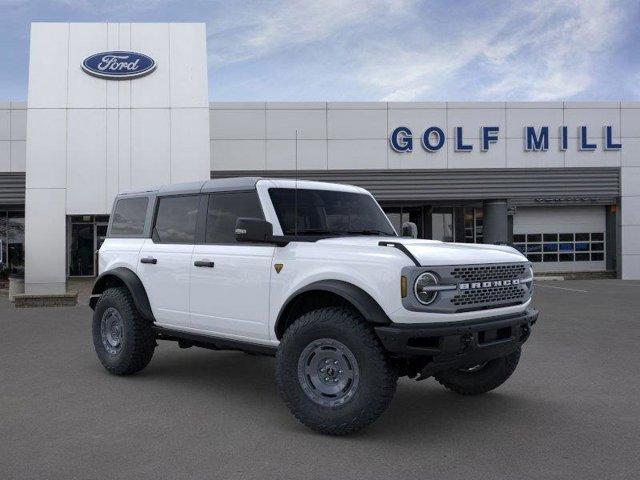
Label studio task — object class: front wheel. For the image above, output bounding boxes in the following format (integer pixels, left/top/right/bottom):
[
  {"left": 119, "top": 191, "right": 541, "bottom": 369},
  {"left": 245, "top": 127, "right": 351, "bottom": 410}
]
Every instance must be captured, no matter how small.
[
  {"left": 434, "top": 347, "right": 521, "bottom": 395},
  {"left": 276, "top": 307, "right": 397, "bottom": 436}
]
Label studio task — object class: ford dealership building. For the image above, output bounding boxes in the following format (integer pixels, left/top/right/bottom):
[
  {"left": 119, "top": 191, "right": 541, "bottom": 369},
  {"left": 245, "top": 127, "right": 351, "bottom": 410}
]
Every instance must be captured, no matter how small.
[{"left": 1, "top": 22, "right": 639, "bottom": 295}]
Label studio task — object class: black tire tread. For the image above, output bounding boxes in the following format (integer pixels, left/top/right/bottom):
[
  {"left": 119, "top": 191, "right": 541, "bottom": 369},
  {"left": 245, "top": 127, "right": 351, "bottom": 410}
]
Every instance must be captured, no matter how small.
[
  {"left": 93, "top": 287, "right": 155, "bottom": 376},
  {"left": 276, "top": 306, "right": 397, "bottom": 436}
]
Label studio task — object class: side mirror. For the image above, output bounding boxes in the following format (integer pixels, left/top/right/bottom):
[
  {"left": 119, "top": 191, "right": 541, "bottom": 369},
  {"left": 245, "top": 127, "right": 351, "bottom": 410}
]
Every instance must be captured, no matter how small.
[
  {"left": 401, "top": 221, "right": 418, "bottom": 238},
  {"left": 235, "top": 218, "right": 274, "bottom": 243}
]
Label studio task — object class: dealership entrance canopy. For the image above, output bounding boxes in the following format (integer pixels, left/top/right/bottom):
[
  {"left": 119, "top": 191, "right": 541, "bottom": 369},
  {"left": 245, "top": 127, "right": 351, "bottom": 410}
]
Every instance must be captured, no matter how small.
[{"left": 1, "top": 22, "right": 639, "bottom": 294}]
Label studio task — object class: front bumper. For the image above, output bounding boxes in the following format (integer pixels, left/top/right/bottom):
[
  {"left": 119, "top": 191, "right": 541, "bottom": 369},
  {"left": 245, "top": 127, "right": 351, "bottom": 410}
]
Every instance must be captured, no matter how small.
[{"left": 375, "top": 308, "right": 538, "bottom": 376}]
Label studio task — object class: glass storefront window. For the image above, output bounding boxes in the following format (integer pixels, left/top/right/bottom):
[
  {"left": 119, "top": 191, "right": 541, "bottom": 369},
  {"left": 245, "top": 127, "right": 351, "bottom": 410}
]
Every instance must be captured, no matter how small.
[
  {"left": 0, "top": 211, "right": 25, "bottom": 277},
  {"left": 513, "top": 232, "right": 605, "bottom": 263},
  {"left": 431, "top": 208, "right": 454, "bottom": 242},
  {"left": 68, "top": 215, "right": 111, "bottom": 277}
]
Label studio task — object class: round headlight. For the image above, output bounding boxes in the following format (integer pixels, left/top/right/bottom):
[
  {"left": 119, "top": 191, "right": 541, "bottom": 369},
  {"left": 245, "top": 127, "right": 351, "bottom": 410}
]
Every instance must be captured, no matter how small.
[{"left": 414, "top": 272, "right": 439, "bottom": 305}]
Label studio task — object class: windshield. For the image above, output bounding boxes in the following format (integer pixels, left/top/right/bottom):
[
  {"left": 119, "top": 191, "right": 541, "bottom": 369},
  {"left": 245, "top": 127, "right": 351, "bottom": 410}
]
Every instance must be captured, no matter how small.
[{"left": 268, "top": 188, "right": 397, "bottom": 237}]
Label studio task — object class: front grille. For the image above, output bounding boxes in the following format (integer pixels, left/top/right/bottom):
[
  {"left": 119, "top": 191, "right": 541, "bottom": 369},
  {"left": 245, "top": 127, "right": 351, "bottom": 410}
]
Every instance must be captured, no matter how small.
[
  {"left": 451, "top": 285, "right": 526, "bottom": 308},
  {"left": 451, "top": 264, "right": 527, "bottom": 282}
]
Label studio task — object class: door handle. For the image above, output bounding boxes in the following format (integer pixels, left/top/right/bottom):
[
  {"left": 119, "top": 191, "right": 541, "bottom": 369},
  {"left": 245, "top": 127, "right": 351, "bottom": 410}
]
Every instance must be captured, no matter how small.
[
  {"left": 140, "top": 257, "right": 157, "bottom": 264},
  {"left": 194, "top": 260, "right": 215, "bottom": 268}
]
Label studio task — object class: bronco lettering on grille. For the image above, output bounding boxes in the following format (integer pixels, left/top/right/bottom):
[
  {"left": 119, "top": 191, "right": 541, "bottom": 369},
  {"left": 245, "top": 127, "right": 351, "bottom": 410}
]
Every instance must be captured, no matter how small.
[{"left": 459, "top": 279, "right": 521, "bottom": 290}]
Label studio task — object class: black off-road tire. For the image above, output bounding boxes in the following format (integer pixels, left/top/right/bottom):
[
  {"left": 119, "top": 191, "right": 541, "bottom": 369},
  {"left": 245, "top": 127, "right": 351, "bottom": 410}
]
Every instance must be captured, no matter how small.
[
  {"left": 92, "top": 287, "right": 156, "bottom": 375},
  {"left": 276, "top": 307, "right": 397, "bottom": 436},
  {"left": 434, "top": 347, "right": 521, "bottom": 395}
]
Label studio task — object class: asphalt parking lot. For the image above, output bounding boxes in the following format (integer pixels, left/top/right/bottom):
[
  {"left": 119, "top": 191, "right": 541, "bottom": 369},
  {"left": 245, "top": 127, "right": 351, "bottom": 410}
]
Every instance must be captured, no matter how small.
[{"left": 1, "top": 280, "right": 639, "bottom": 480}]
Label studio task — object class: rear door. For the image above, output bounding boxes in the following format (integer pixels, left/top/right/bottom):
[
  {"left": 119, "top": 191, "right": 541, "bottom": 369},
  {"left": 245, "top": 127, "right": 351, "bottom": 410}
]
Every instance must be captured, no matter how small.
[
  {"left": 189, "top": 191, "right": 275, "bottom": 341},
  {"left": 137, "top": 194, "right": 200, "bottom": 329}
]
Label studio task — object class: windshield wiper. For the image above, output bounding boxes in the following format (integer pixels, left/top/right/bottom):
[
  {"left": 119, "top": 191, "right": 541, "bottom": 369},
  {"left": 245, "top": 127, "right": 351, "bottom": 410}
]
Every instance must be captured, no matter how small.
[
  {"left": 347, "top": 229, "right": 396, "bottom": 236},
  {"left": 289, "top": 229, "right": 349, "bottom": 236}
]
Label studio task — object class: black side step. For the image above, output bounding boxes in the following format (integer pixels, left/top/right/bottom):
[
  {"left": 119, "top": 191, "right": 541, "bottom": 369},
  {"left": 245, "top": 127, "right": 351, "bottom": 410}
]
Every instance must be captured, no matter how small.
[{"left": 153, "top": 326, "right": 277, "bottom": 356}]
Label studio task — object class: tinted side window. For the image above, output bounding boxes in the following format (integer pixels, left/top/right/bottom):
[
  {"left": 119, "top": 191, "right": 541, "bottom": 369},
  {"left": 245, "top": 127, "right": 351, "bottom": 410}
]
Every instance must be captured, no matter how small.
[
  {"left": 110, "top": 197, "right": 148, "bottom": 237},
  {"left": 153, "top": 195, "right": 200, "bottom": 244},
  {"left": 205, "top": 192, "right": 263, "bottom": 244}
]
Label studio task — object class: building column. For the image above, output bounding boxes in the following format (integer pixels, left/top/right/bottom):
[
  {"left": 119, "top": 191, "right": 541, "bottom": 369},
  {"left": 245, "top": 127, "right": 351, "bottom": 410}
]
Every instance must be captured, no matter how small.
[
  {"left": 24, "top": 188, "right": 66, "bottom": 294},
  {"left": 483, "top": 200, "right": 509, "bottom": 244}
]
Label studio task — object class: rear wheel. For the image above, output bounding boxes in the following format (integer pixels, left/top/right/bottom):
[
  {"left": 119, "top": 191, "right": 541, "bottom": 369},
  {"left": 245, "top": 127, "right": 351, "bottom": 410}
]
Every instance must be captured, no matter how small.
[
  {"left": 434, "top": 347, "right": 521, "bottom": 395},
  {"left": 276, "top": 307, "right": 397, "bottom": 436},
  {"left": 92, "top": 287, "right": 156, "bottom": 375}
]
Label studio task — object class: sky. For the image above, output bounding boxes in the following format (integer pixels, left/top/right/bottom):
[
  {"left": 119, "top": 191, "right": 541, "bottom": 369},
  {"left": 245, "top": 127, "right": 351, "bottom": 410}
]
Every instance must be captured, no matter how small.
[{"left": 0, "top": 0, "right": 639, "bottom": 102}]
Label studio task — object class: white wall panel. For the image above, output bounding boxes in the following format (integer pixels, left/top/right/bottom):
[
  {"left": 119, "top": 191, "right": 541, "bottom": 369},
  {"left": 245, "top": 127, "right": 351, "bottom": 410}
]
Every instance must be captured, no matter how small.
[
  {"left": 328, "top": 140, "right": 387, "bottom": 169},
  {"left": 564, "top": 143, "right": 620, "bottom": 168},
  {"left": 131, "top": 23, "right": 170, "bottom": 108},
  {"left": 564, "top": 107, "right": 620, "bottom": 138},
  {"left": 388, "top": 144, "right": 445, "bottom": 170},
  {"left": 28, "top": 23, "right": 68, "bottom": 108},
  {"left": 622, "top": 167, "right": 640, "bottom": 196},
  {"left": 506, "top": 138, "right": 564, "bottom": 168},
  {"left": 0, "top": 141, "right": 9, "bottom": 171},
  {"left": 447, "top": 108, "right": 506, "bottom": 141},
  {"left": 106, "top": 23, "right": 119, "bottom": 108},
  {"left": 506, "top": 108, "right": 564, "bottom": 138},
  {"left": 621, "top": 108, "right": 640, "bottom": 138},
  {"left": 170, "top": 108, "right": 210, "bottom": 183},
  {"left": 211, "top": 140, "right": 265, "bottom": 170},
  {"left": 106, "top": 108, "right": 119, "bottom": 206},
  {"left": 621, "top": 196, "right": 640, "bottom": 226},
  {"left": 210, "top": 109, "right": 265, "bottom": 139},
  {"left": 11, "top": 141, "right": 26, "bottom": 172},
  {"left": 446, "top": 138, "right": 506, "bottom": 169},
  {"left": 621, "top": 225, "right": 640, "bottom": 255},
  {"left": 67, "top": 23, "right": 108, "bottom": 109},
  {"left": 328, "top": 110, "right": 386, "bottom": 139},
  {"left": 266, "top": 139, "right": 327, "bottom": 170},
  {"left": 10, "top": 109, "right": 27, "bottom": 140},
  {"left": 25, "top": 188, "right": 66, "bottom": 294},
  {"left": 169, "top": 23, "right": 208, "bottom": 108},
  {"left": 387, "top": 108, "right": 447, "bottom": 138},
  {"left": 0, "top": 110, "right": 9, "bottom": 140},
  {"left": 66, "top": 109, "right": 107, "bottom": 214},
  {"left": 266, "top": 109, "right": 326, "bottom": 139},
  {"left": 621, "top": 254, "right": 640, "bottom": 279},
  {"left": 25, "top": 109, "right": 67, "bottom": 189},
  {"left": 117, "top": 23, "right": 132, "bottom": 109},
  {"left": 130, "top": 108, "right": 171, "bottom": 188},
  {"left": 621, "top": 138, "right": 640, "bottom": 167},
  {"left": 117, "top": 109, "right": 131, "bottom": 191}
]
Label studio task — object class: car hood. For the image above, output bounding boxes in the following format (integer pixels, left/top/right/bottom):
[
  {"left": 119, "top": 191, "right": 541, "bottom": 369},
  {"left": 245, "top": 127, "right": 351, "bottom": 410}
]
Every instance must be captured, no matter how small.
[{"left": 315, "top": 236, "right": 527, "bottom": 266}]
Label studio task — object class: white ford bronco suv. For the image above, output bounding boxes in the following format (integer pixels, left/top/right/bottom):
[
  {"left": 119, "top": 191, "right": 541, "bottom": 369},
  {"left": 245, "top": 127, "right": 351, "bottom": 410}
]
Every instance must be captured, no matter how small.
[{"left": 90, "top": 177, "right": 538, "bottom": 435}]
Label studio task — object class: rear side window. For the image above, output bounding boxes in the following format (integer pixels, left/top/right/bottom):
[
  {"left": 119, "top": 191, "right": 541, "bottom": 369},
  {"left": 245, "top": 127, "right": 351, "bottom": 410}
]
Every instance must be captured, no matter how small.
[
  {"left": 153, "top": 195, "right": 200, "bottom": 244},
  {"left": 110, "top": 197, "right": 148, "bottom": 237},
  {"left": 205, "top": 192, "right": 263, "bottom": 244}
]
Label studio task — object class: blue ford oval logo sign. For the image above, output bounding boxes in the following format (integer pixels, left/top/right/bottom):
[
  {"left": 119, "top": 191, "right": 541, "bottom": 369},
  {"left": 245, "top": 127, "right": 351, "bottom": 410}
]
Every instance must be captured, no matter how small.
[{"left": 82, "top": 51, "right": 156, "bottom": 80}]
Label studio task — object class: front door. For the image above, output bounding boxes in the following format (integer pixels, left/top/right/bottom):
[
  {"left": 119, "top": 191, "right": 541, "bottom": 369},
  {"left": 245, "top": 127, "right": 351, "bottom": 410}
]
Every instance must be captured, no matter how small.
[
  {"left": 137, "top": 195, "right": 200, "bottom": 329},
  {"left": 189, "top": 191, "right": 274, "bottom": 341},
  {"left": 69, "top": 223, "right": 95, "bottom": 276}
]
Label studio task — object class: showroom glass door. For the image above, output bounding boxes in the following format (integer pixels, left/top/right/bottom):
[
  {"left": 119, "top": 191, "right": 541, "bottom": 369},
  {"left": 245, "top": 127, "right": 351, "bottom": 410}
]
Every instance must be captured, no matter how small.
[
  {"left": 95, "top": 223, "right": 108, "bottom": 274},
  {"left": 69, "top": 223, "right": 95, "bottom": 277}
]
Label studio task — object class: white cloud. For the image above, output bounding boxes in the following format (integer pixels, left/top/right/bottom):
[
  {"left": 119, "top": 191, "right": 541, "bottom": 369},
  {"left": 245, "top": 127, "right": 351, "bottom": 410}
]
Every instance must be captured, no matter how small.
[
  {"left": 208, "top": 0, "right": 411, "bottom": 66},
  {"left": 357, "top": 0, "right": 627, "bottom": 101}
]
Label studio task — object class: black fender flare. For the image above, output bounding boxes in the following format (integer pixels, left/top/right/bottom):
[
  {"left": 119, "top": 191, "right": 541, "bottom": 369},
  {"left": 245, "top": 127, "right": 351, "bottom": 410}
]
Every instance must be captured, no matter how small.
[
  {"left": 275, "top": 280, "right": 391, "bottom": 339},
  {"left": 90, "top": 267, "right": 155, "bottom": 322}
]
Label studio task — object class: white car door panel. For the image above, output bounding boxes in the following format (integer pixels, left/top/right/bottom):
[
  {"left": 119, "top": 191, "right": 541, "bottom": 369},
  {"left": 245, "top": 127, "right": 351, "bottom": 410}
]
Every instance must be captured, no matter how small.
[
  {"left": 190, "top": 245, "right": 274, "bottom": 339},
  {"left": 138, "top": 239, "right": 194, "bottom": 328},
  {"left": 189, "top": 191, "right": 274, "bottom": 341},
  {"left": 137, "top": 194, "right": 200, "bottom": 329}
]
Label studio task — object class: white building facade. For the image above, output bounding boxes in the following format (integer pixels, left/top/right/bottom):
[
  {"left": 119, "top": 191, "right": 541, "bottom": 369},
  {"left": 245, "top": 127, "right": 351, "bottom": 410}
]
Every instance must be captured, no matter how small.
[{"left": 1, "top": 22, "right": 639, "bottom": 294}]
